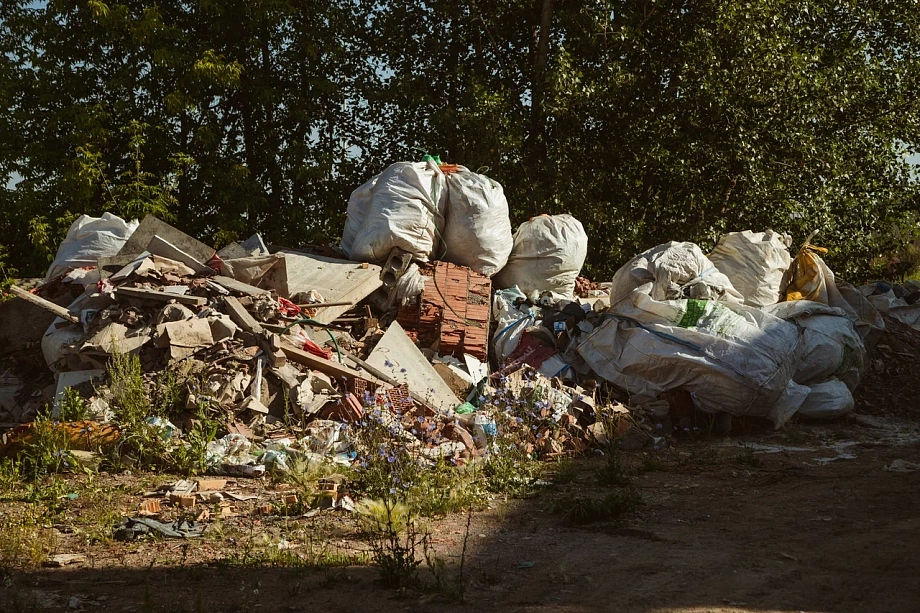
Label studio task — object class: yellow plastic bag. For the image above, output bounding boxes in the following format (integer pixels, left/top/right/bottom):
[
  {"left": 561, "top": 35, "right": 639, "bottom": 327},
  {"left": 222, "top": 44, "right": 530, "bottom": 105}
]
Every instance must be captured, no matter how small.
[{"left": 785, "top": 243, "right": 833, "bottom": 303}]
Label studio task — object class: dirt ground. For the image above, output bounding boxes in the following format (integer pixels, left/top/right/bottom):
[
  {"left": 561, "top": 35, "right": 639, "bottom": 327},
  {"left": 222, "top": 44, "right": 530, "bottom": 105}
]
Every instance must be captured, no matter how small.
[
  {"left": 2, "top": 315, "right": 920, "bottom": 613},
  {"left": 2, "top": 413, "right": 919, "bottom": 613}
]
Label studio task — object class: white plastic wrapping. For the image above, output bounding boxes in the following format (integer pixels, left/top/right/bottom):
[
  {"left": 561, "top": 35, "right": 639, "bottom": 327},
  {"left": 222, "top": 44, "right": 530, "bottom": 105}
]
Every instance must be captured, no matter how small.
[
  {"left": 762, "top": 300, "right": 866, "bottom": 390},
  {"left": 45, "top": 213, "right": 139, "bottom": 281},
  {"left": 610, "top": 241, "right": 743, "bottom": 306},
  {"left": 709, "top": 230, "right": 791, "bottom": 307},
  {"left": 796, "top": 378, "right": 854, "bottom": 420},
  {"left": 442, "top": 167, "right": 513, "bottom": 277},
  {"left": 577, "top": 288, "right": 805, "bottom": 427},
  {"left": 341, "top": 160, "right": 447, "bottom": 263},
  {"left": 491, "top": 287, "right": 535, "bottom": 362},
  {"left": 492, "top": 214, "right": 587, "bottom": 299}
]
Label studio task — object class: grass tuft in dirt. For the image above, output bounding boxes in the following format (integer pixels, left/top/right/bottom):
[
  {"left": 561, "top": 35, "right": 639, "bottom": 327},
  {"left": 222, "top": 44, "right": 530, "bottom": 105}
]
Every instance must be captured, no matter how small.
[{"left": 553, "top": 487, "right": 642, "bottom": 525}]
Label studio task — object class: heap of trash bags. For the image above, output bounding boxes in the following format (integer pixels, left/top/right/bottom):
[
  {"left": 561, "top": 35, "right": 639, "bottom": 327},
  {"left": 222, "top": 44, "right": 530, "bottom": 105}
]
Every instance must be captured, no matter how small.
[
  {"left": 343, "top": 159, "right": 885, "bottom": 428},
  {"left": 2, "top": 157, "right": 893, "bottom": 476}
]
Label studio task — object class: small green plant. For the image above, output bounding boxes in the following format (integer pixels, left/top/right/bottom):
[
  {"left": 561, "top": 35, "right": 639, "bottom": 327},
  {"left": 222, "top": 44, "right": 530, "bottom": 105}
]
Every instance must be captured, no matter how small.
[
  {"left": 550, "top": 458, "right": 579, "bottom": 485},
  {"left": 18, "top": 415, "right": 73, "bottom": 480},
  {"left": 355, "top": 498, "right": 427, "bottom": 588},
  {"left": 170, "top": 419, "right": 218, "bottom": 476},
  {"left": 108, "top": 350, "right": 151, "bottom": 428},
  {"left": 58, "top": 387, "right": 88, "bottom": 421},
  {"left": 734, "top": 440, "right": 761, "bottom": 467},
  {"left": 553, "top": 488, "right": 641, "bottom": 525},
  {"left": 638, "top": 453, "right": 666, "bottom": 474},
  {"left": 0, "top": 508, "right": 55, "bottom": 572}
]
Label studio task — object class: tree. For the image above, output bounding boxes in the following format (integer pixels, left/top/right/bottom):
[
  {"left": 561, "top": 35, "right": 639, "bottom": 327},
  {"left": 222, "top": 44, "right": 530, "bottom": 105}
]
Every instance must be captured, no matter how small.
[{"left": 1, "top": 0, "right": 918, "bottom": 281}]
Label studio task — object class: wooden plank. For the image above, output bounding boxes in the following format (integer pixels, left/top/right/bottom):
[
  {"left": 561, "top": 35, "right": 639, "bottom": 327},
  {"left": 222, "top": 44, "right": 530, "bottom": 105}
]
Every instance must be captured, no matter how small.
[
  {"left": 280, "top": 341, "right": 370, "bottom": 382},
  {"left": 260, "top": 331, "right": 286, "bottom": 367},
  {"left": 212, "top": 275, "right": 269, "bottom": 296},
  {"left": 117, "top": 215, "right": 215, "bottom": 263},
  {"left": 261, "top": 252, "right": 383, "bottom": 324},
  {"left": 115, "top": 286, "right": 206, "bottom": 306},
  {"left": 223, "top": 296, "right": 263, "bottom": 334},
  {"left": 366, "top": 321, "right": 461, "bottom": 414},
  {"left": 8, "top": 286, "right": 81, "bottom": 325}
]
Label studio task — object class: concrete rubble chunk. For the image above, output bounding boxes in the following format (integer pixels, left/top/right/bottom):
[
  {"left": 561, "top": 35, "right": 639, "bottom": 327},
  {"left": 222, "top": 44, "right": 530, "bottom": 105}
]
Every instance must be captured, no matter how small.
[{"left": 367, "top": 321, "right": 461, "bottom": 415}]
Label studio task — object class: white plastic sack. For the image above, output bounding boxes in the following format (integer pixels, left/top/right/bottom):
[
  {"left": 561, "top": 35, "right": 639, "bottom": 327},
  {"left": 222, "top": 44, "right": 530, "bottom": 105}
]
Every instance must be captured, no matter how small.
[
  {"left": 341, "top": 160, "right": 447, "bottom": 263},
  {"left": 45, "top": 213, "right": 139, "bottom": 281},
  {"left": 762, "top": 301, "right": 866, "bottom": 390},
  {"left": 796, "top": 378, "right": 854, "bottom": 420},
  {"left": 492, "top": 214, "right": 587, "bottom": 299},
  {"left": 836, "top": 280, "right": 885, "bottom": 348},
  {"left": 442, "top": 167, "right": 513, "bottom": 277},
  {"left": 492, "top": 287, "right": 535, "bottom": 362},
  {"left": 578, "top": 289, "right": 805, "bottom": 427},
  {"left": 610, "top": 242, "right": 743, "bottom": 306},
  {"left": 709, "top": 230, "right": 791, "bottom": 307}
]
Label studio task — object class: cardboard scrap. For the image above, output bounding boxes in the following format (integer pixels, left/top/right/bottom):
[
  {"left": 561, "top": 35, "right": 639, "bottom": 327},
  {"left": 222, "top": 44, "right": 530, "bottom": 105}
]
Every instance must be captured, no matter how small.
[{"left": 155, "top": 318, "right": 214, "bottom": 359}]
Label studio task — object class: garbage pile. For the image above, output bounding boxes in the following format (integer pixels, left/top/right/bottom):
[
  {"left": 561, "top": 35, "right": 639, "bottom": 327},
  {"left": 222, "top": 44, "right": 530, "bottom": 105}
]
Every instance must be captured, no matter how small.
[{"left": 0, "top": 159, "right": 898, "bottom": 477}]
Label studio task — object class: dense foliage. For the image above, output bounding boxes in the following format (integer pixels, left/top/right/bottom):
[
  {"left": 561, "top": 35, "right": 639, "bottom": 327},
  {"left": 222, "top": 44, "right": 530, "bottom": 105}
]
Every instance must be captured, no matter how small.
[{"left": 1, "top": 0, "right": 919, "bottom": 281}]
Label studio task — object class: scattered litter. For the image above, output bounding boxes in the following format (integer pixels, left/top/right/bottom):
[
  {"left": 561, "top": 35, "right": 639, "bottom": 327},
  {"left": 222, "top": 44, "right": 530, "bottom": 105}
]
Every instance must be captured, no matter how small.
[
  {"left": 44, "top": 554, "right": 87, "bottom": 568},
  {"left": 885, "top": 459, "right": 920, "bottom": 473},
  {"left": 113, "top": 517, "right": 206, "bottom": 540}
]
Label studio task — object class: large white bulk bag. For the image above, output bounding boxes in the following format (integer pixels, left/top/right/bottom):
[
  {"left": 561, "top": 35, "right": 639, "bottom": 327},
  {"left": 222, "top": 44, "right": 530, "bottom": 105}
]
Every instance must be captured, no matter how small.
[
  {"left": 45, "top": 213, "right": 139, "bottom": 281},
  {"left": 610, "top": 242, "right": 743, "bottom": 306},
  {"left": 341, "top": 160, "right": 447, "bottom": 263},
  {"left": 709, "top": 230, "right": 791, "bottom": 307},
  {"left": 762, "top": 300, "right": 866, "bottom": 390},
  {"left": 442, "top": 167, "right": 513, "bottom": 277},
  {"left": 796, "top": 378, "right": 854, "bottom": 420},
  {"left": 492, "top": 214, "right": 587, "bottom": 299},
  {"left": 577, "top": 289, "right": 805, "bottom": 427}
]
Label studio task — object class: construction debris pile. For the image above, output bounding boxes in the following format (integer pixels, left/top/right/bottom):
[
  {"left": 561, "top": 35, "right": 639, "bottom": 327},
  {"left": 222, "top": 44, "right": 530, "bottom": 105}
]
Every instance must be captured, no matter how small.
[{"left": 0, "top": 159, "right": 902, "bottom": 482}]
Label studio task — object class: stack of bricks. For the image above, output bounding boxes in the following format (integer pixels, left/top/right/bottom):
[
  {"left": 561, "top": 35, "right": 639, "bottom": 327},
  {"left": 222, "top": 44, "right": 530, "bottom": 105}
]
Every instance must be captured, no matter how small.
[{"left": 397, "top": 262, "right": 490, "bottom": 360}]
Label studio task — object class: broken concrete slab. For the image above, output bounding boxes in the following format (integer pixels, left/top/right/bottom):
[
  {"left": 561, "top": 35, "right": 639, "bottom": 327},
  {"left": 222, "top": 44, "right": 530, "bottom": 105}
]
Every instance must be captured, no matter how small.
[
  {"left": 117, "top": 215, "right": 215, "bottom": 264},
  {"left": 0, "top": 293, "right": 60, "bottom": 355},
  {"left": 211, "top": 275, "right": 270, "bottom": 296},
  {"left": 241, "top": 234, "right": 269, "bottom": 256},
  {"left": 261, "top": 252, "right": 383, "bottom": 324},
  {"left": 216, "top": 242, "right": 251, "bottom": 260},
  {"left": 367, "top": 321, "right": 461, "bottom": 414},
  {"left": 223, "top": 296, "right": 263, "bottom": 334},
  {"left": 146, "top": 235, "right": 212, "bottom": 275}
]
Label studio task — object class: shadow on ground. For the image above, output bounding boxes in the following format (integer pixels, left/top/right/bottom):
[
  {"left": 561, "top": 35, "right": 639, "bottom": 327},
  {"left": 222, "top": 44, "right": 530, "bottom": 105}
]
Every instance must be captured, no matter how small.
[{"left": 3, "top": 433, "right": 919, "bottom": 613}]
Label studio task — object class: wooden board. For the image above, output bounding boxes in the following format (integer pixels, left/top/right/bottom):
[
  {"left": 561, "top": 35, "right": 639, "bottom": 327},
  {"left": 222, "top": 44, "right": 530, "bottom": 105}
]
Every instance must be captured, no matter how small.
[
  {"left": 262, "top": 252, "right": 383, "bottom": 324},
  {"left": 8, "top": 286, "right": 80, "bottom": 325},
  {"left": 366, "top": 321, "right": 461, "bottom": 415},
  {"left": 280, "top": 341, "right": 370, "bottom": 382},
  {"left": 115, "top": 286, "right": 206, "bottom": 306},
  {"left": 223, "top": 296, "right": 263, "bottom": 333}
]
